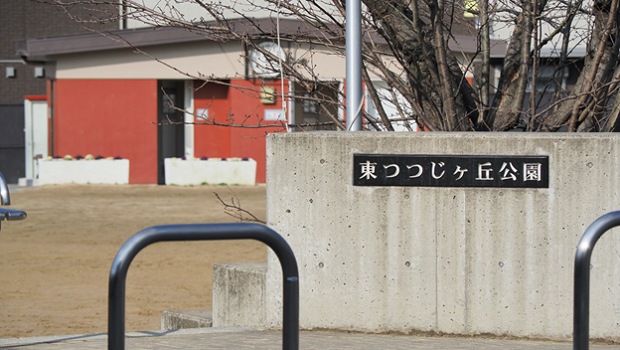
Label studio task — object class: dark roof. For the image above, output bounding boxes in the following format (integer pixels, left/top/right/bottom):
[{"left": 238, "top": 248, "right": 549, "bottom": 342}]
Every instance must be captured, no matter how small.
[
  {"left": 15, "top": 18, "right": 342, "bottom": 58},
  {"left": 449, "top": 35, "right": 506, "bottom": 57},
  {"left": 16, "top": 26, "right": 201, "bottom": 58},
  {"left": 15, "top": 17, "right": 506, "bottom": 59}
]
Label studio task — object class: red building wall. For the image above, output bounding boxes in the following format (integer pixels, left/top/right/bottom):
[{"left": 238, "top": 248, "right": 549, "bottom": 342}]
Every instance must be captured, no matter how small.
[
  {"left": 53, "top": 79, "right": 158, "bottom": 184},
  {"left": 52, "top": 78, "right": 285, "bottom": 184},
  {"left": 193, "top": 79, "right": 288, "bottom": 183}
]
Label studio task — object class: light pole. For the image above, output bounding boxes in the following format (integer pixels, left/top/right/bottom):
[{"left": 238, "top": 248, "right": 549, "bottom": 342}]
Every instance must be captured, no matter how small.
[{"left": 346, "top": 0, "right": 363, "bottom": 131}]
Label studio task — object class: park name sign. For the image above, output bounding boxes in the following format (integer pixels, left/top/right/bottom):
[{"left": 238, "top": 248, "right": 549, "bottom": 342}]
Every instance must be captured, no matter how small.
[{"left": 353, "top": 154, "right": 549, "bottom": 188}]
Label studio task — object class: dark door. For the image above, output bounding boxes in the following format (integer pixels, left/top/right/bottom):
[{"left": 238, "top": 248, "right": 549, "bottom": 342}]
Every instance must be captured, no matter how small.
[
  {"left": 0, "top": 103, "right": 25, "bottom": 184},
  {"left": 157, "top": 81, "right": 185, "bottom": 184}
]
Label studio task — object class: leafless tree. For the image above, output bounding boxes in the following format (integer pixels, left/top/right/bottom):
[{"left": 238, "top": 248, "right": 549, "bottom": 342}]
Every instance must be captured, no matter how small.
[
  {"left": 45, "top": 0, "right": 620, "bottom": 131},
  {"left": 214, "top": 188, "right": 266, "bottom": 223}
]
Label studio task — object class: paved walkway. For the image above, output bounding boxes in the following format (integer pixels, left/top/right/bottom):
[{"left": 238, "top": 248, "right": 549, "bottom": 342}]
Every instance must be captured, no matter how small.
[
  {"left": 6, "top": 184, "right": 22, "bottom": 193},
  {"left": 0, "top": 328, "right": 618, "bottom": 350}
]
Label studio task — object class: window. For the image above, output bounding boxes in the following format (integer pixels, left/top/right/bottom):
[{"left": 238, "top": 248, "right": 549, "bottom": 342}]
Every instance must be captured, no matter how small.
[{"left": 527, "top": 66, "right": 562, "bottom": 93}]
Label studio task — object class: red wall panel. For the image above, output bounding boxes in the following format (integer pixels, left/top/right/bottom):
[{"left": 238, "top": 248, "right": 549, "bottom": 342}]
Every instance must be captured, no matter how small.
[
  {"left": 193, "top": 79, "right": 287, "bottom": 183},
  {"left": 193, "top": 83, "right": 232, "bottom": 157},
  {"left": 54, "top": 79, "right": 158, "bottom": 184}
]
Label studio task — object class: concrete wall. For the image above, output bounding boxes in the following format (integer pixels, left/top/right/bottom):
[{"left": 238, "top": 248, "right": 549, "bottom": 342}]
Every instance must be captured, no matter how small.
[
  {"left": 213, "top": 262, "right": 267, "bottom": 328},
  {"left": 265, "top": 132, "right": 620, "bottom": 340}
]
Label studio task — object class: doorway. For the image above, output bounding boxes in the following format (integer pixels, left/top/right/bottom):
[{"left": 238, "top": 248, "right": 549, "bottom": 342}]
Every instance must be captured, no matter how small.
[
  {"left": 24, "top": 98, "right": 48, "bottom": 180},
  {"left": 157, "top": 81, "right": 185, "bottom": 184},
  {"left": 291, "top": 81, "right": 340, "bottom": 131},
  {"left": 0, "top": 103, "right": 25, "bottom": 183}
]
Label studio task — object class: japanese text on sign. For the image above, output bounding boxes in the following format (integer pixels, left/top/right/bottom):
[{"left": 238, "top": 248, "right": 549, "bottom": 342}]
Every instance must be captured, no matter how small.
[{"left": 354, "top": 154, "right": 549, "bottom": 188}]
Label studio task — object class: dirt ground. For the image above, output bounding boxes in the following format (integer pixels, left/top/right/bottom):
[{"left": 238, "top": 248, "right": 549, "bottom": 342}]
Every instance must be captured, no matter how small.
[{"left": 0, "top": 184, "right": 267, "bottom": 339}]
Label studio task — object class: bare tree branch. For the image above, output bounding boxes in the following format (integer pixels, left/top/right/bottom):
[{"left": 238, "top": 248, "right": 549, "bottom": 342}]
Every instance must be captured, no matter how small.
[{"left": 214, "top": 189, "right": 266, "bottom": 224}]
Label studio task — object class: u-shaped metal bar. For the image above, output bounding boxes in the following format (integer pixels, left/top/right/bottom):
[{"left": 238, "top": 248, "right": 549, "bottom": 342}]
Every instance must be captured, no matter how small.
[
  {"left": 0, "top": 172, "right": 10, "bottom": 206},
  {"left": 108, "top": 223, "right": 299, "bottom": 350},
  {"left": 574, "top": 211, "right": 620, "bottom": 350}
]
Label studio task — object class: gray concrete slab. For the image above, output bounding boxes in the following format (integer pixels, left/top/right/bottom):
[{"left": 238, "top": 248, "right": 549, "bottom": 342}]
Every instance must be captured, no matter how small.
[
  {"left": 161, "top": 310, "right": 213, "bottom": 330},
  {"left": 0, "top": 328, "right": 619, "bottom": 350},
  {"left": 6, "top": 184, "right": 21, "bottom": 193},
  {"left": 7, "top": 183, "right": 37, "bottom": 193}
]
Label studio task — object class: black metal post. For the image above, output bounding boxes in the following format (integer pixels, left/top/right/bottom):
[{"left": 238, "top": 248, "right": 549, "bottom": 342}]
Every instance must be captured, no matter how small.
[
  {"left": 108, "top": 223, "right": 299, "bottom": 350},
  {"left": 574, "top": 211, "right": 620, "bottom": 350}
]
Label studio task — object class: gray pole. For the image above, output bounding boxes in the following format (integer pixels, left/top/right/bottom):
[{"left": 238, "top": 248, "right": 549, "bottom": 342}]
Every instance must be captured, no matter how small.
[{"left": 346, "top": 0, "right": 363, "bottom": 131}]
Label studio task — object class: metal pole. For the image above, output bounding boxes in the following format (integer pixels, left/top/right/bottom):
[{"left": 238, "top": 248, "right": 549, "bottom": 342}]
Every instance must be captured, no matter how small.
[
  {"left": 574, "top": 211, "right": 620, "bottom": 350},
  {"left": 0, "top": 172, "right": 10, "bottom": 206},
  {"left": 49, "top": 79, "right": 55, "bottom": 158},
  {"left": 346, "top": 0, "right": 363, "bottom": 131},
  {"left": 108, "top": 223, "right": 299, "bottom": 350}
]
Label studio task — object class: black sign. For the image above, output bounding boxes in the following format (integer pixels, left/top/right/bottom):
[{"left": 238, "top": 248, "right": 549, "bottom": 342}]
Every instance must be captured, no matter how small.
[{"left": 354, "top": 154, "right": 549, "bottom": 188}]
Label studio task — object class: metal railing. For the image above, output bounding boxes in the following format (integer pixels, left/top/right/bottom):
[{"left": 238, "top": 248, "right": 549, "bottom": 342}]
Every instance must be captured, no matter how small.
[
  {"left": 574, "top": 211, "right": 620, "bottom": 350},
  {"left": 108, "top": 223, "right": 299, "bottom": 350},
  {"left": 0, "top": 171, "right": 27, "bottom": 231}
]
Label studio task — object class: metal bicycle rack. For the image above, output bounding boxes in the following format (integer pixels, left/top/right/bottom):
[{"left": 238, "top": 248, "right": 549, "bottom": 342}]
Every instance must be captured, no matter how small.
[
  {"left": 108, "top": 223, "right": 299, "bottom": 350},
  {"left": 0, "top": 171, "right": 27, "bottom": 231},
  {"left": 574, "top": 211, "right": 620, "bottom": 350}
]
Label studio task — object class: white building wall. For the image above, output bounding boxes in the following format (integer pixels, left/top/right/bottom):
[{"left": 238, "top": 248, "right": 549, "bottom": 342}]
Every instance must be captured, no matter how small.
[
  {"left": 54, "top": 41, "right": 245, "bottom": 79},
  {"left": 53, "top": 41, "right": 348, "bottom": 80}
]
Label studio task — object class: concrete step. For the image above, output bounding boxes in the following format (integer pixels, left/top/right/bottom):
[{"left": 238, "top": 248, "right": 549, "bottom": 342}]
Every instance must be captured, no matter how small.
[
  {"left": 17, "top": 178, "right": 39, "bottom": 187},
  {"left": 161, "top": 310, "right": 213, "bottom": 330},
  {"left": 161, "top": 260, "right": 267, "bottom": 331},
  {"left": 213, "top": 261, "right": 267, "bottom": 327}
]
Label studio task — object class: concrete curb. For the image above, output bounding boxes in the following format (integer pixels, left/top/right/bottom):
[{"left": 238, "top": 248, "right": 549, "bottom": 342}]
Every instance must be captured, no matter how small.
[{"left": 161, "top": 310, "right": 213, "bottom": 330}]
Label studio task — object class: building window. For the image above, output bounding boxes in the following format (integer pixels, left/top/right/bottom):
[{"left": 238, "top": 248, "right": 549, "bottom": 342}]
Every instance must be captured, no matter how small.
[
  {"left": 302, "top": 93, "right": 318, "bottom": 114},
  {"left": 527, "top": 65, "right": 562, "bottom": 93},
  {"left": 6, "top": 67, "right": 16, "bottom": 78},
  {"left": 34, "top": 67, "right": 45, "bottom": 78}
]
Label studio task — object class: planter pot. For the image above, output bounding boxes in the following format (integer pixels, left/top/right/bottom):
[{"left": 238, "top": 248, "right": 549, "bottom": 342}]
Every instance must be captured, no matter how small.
[
  {"left": 38, "top": 159, "right": 130, "bottom": 185},
  {"left": 164, "top": 158, "right": 257, "bottom": 185}
]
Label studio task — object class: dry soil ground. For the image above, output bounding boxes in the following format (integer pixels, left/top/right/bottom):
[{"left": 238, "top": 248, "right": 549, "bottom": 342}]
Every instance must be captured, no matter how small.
[{"left": 0, "top": 184, "right": 267, "bottom": 339}]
